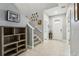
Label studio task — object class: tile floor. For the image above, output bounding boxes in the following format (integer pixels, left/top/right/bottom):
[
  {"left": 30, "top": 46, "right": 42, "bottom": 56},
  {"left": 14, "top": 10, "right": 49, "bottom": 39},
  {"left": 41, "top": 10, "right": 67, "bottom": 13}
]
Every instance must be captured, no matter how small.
[{"left": 19, "top": 40, "right": 70, "bottom": 56}]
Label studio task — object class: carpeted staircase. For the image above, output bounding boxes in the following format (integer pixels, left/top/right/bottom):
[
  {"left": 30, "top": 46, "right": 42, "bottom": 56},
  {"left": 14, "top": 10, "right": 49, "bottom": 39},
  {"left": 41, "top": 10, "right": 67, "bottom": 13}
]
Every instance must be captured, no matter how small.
[{"left": 34, "top": 34, "right": 41, "bottom": 47}]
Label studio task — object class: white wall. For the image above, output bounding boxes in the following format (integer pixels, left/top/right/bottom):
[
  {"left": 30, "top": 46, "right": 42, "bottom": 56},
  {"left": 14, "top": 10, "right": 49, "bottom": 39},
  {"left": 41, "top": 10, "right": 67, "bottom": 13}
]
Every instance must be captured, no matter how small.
[
  {"left": 15, "top": 3, "right": 58, "bottom": 32},
  {"left": 49, "top": 17, "right": 53, "bottom": 32},
  {"left": 0, "top": 3, "right": 29, "bottom": 27},
  {"left": 70, "top": 4, "right": 79, "bottom": 56}
]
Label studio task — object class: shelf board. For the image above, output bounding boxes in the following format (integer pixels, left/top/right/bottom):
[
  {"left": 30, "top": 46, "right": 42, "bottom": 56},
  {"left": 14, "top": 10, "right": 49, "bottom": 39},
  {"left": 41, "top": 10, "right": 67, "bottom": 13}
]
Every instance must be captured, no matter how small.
[
  {"left": 18, "top": 44, "right": 25, "bottom": 48},
  {"left": 18, "top": 49, "right": 26, "bottom": 54},
  {"left": 10, "top": 53, "right": 17, "bottom": 56},
  {"left": 4, "top": 51, "right": 17, "bottom": 56},
  {"left": 4, "top": 34, "right": 14, "bottom": 37},
  {"left": 14, "top": 33, "right": 25, "bottom": 35},
  {"left": 20, "top": 33, "right": 25, "bottom": 35},
  {"left": 4, "top": 48, "right": 16, "bottom": 54},
  {"left": 18, "top": 40, "right": 25, "bottom": 42},
  {"left": 4, "top": 42, "right": 18, "bottom": 47},
  {"left": 15, "top": 49, "right": 26, "bottom": 56},
  {"left": 14, "top": 34, "right": 20, "bottom": 36}
]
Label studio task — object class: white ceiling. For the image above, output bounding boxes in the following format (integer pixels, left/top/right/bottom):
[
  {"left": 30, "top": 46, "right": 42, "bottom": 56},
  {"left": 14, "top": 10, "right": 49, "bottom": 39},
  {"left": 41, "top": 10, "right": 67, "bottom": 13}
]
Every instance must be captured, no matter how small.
[
  {"left": 45, "top": 3, "right": 71, "bottom": 16},
  {"left": 15, "top": 3, "right": 58, "bottom": 19},
  {"left": 15, "top": 3, "right": 71, "bottom": 20},
  {"left": 45, "top": 6, "right": 67, "bottom": 16}
]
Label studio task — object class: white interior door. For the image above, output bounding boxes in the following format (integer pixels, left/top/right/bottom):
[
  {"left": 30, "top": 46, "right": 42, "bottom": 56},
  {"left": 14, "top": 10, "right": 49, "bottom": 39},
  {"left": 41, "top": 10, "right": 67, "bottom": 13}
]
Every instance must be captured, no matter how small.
[{"left": 52, "top": 16, "right": 64, "bottom": 40}]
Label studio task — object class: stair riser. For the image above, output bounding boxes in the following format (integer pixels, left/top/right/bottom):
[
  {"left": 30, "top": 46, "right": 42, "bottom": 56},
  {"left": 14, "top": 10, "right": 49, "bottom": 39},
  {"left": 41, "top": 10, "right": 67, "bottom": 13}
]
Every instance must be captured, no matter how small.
[
  {"left": 34, "top": 41, "right": 41, "bottom": 47},
  {"left": 34, "top": 39, "right": 39, "bottom": 42}
]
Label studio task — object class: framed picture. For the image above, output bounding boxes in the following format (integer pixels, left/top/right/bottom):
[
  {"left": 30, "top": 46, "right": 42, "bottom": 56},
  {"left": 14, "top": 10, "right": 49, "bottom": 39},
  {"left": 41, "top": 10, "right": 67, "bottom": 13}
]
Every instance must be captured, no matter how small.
[
  {"left": 7, "top": 10, "right": 20, "bottom": 23},
  {"left": 74, "top": 3, "right": 79, "bottom": 21}
]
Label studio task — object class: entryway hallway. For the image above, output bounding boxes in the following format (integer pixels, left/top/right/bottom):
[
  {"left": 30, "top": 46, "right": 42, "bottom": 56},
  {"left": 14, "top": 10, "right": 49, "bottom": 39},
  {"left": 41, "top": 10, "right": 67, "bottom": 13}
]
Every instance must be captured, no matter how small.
[{"left": 19, "top": 40, "right": 70, "bottom": 56}]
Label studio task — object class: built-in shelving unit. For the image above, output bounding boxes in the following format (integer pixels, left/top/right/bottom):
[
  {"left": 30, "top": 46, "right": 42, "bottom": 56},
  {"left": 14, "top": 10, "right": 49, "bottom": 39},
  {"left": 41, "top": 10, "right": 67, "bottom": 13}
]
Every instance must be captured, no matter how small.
[
  {"left": 0, "top": 27, "right": 2, "bottom": 56},
  {"left": 0, "top": 27, "right": 27, "bottom": 56}
]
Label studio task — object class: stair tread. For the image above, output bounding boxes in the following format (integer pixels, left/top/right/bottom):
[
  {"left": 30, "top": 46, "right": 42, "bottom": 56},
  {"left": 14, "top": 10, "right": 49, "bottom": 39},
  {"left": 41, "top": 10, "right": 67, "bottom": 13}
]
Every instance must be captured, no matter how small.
[
  {"left": 34, "top": 40, "right": 41, "bottom": 46},
  {"left": 34, "top": 40, "right": 41, "bottom": 44},
  {"left": 34, "top": 38, "right": 39, "bottom": 42}
]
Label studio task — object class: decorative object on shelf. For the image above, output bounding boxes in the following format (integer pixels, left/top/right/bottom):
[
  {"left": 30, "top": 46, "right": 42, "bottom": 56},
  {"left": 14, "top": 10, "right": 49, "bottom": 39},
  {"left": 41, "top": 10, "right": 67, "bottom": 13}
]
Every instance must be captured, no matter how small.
[
  {"left": 6, "top": 10, "right": 20, "bottom": 23},
  {"left": 38, "top": 20, "right": 42, "bottom": 25},
  {"left": 74, "top": 3, "right": 79, "bottom": 21}
]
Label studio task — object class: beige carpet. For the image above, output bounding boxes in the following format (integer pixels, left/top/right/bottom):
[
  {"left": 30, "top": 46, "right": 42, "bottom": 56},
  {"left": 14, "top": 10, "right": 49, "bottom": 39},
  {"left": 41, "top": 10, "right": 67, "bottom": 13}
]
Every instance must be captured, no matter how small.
[{"left": 19, "top": 40, "right": 70, "bottom": 56}]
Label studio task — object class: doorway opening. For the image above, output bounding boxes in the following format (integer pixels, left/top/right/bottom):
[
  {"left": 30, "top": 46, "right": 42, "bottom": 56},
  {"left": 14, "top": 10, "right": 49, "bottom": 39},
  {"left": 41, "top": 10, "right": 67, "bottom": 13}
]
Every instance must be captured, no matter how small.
[{"left": 43, "top": 5, "right": 71, "bottom": 55}]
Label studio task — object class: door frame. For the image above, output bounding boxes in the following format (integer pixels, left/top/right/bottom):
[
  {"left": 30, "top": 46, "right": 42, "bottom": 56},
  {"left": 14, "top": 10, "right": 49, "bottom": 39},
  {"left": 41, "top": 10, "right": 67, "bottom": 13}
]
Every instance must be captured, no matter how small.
[{"left": 43, "top": 12, "right": 49, "bottom": 41}]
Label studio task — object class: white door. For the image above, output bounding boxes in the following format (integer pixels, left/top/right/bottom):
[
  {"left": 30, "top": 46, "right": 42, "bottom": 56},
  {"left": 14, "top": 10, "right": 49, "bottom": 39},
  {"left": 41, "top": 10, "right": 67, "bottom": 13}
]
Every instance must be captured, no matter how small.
[{"left": 52, "top": 15, "right": 64, "bottom": 40}]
